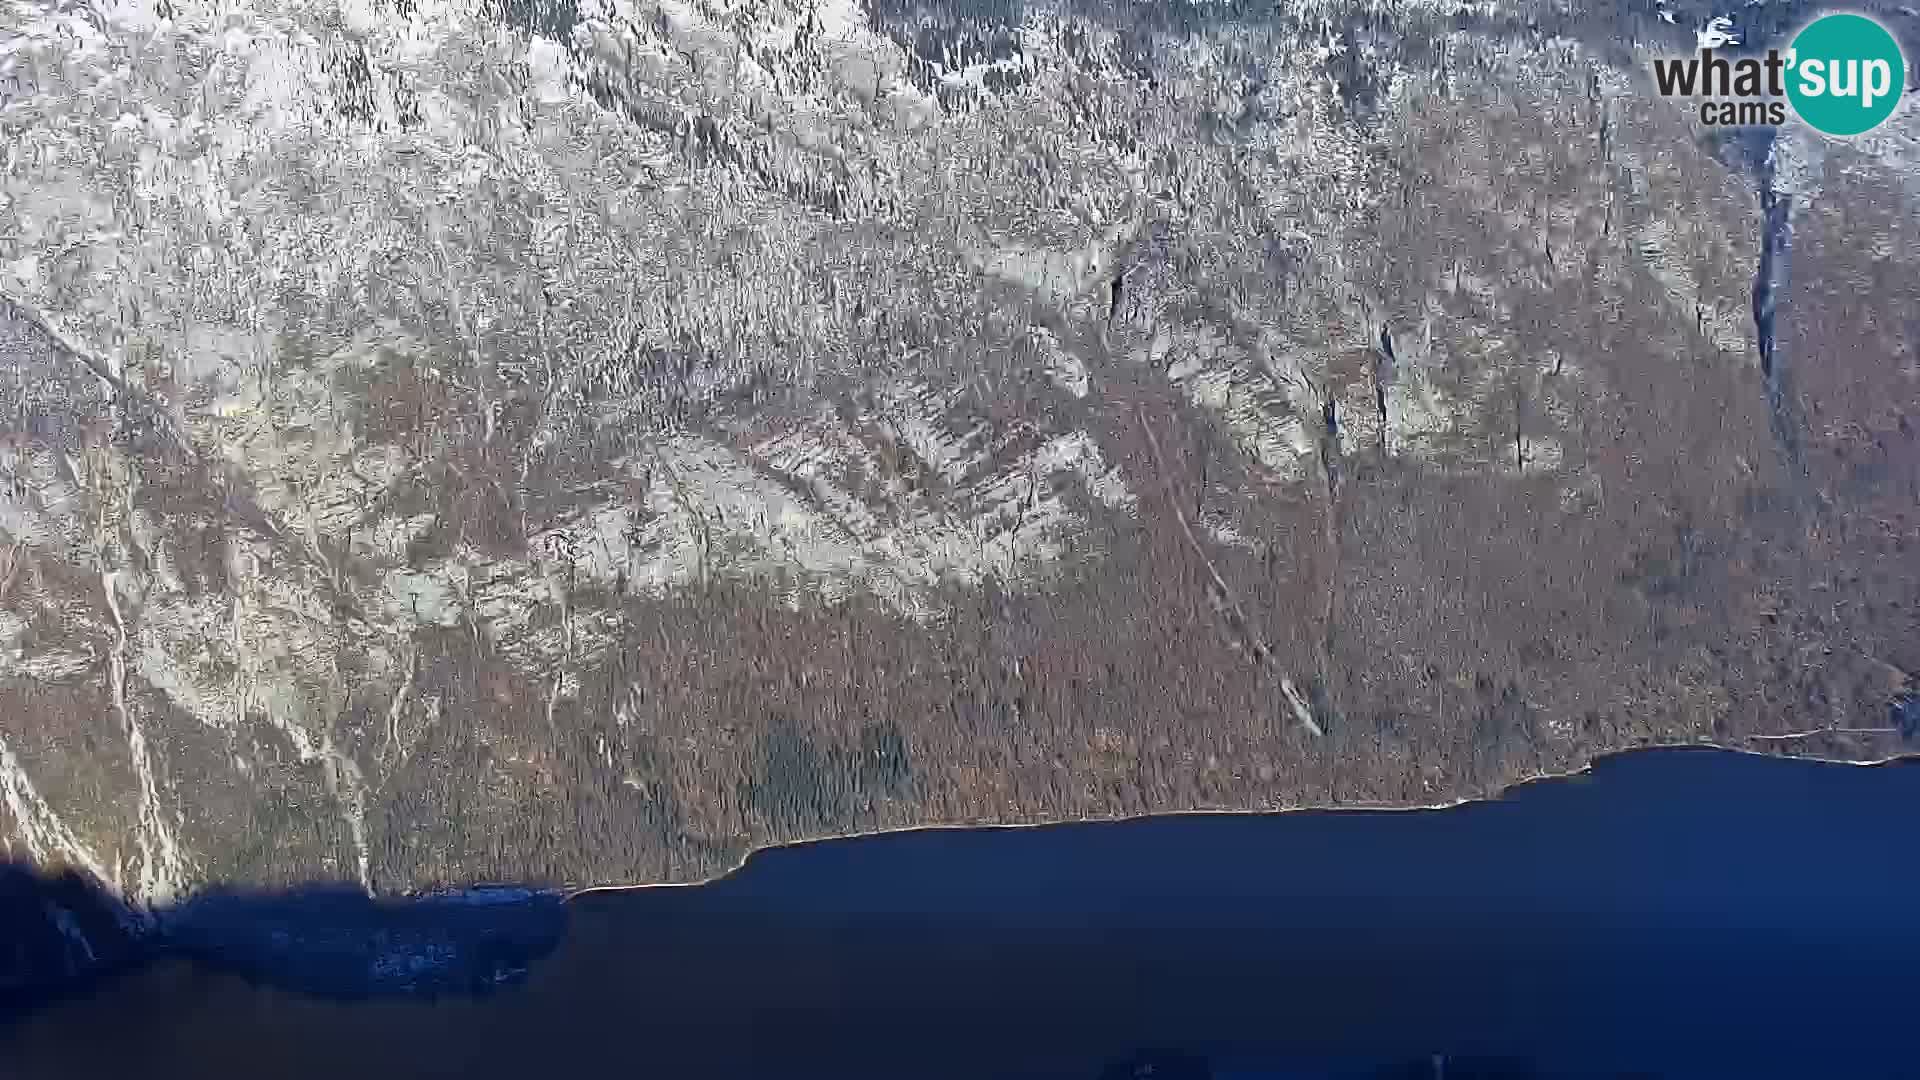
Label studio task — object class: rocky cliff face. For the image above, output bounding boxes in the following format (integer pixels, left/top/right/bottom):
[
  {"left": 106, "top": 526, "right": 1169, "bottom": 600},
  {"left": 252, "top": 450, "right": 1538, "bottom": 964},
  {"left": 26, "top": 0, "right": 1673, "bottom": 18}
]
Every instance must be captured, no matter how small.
[{"left": 1, "top": 0, "right": 1916, "bottom": 902}]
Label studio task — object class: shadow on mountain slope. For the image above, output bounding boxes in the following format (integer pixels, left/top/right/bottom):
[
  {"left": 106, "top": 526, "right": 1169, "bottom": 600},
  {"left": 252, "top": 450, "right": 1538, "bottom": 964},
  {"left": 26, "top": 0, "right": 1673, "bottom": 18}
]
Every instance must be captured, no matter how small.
[
  {"left": 8, "top": 749, "right": 1920, "bottom": 1078},
  {"left": 0, "top": 861, "right": 567, "bottom": 1018},
  {"left": 0, "top": 858, "right": 1622, "bottom": 1080},
  {"left": 0, "top": 862, "right": 150, "bottom": 1015}
]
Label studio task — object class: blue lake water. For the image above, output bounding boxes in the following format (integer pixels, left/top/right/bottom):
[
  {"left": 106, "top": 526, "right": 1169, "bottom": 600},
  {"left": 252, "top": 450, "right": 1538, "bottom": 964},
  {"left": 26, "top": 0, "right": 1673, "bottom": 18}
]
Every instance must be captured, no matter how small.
[{"left": 5, "top": 747, "right": 1919, "bottom": 1079}]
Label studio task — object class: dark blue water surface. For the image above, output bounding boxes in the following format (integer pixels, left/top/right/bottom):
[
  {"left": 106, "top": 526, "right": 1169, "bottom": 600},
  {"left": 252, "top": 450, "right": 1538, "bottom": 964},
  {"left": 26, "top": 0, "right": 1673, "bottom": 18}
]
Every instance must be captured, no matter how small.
[
  {"left": 594, "top": 746, "right": 1920, "bottom": 1078},
  {"left": 695, "top": 746, "right": 1916, "bottom": 927},
  {"left": 6, "top": 748, "right": 1920, "bottom": 1079},
  {"left": 158, "top": 884, "right": 569, "bottom": 998}
]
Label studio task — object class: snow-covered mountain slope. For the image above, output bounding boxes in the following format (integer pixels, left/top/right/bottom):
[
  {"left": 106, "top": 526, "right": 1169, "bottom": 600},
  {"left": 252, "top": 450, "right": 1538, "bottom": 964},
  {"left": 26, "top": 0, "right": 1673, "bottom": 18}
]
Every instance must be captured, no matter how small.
[{"left": 2, "top": 0, "right": 1916, "bottom": 901}]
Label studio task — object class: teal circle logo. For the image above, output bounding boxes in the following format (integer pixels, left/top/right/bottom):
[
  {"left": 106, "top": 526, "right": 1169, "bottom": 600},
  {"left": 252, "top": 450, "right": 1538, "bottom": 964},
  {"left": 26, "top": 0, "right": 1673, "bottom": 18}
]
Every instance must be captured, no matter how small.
[{"left": 1786, "top": 13, "right": 1908, "bottom": 137}]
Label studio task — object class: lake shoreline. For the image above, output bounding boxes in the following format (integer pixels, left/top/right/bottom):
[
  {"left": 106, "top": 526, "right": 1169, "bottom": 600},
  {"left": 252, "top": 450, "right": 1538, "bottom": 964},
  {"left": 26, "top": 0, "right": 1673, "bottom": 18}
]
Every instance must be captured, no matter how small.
[
  {"left": 556, "top": 737, "right": 1917, "bottom": 903},
  {"left": 10, "top": 742, "right": 1920, "bottom": 1079}
]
